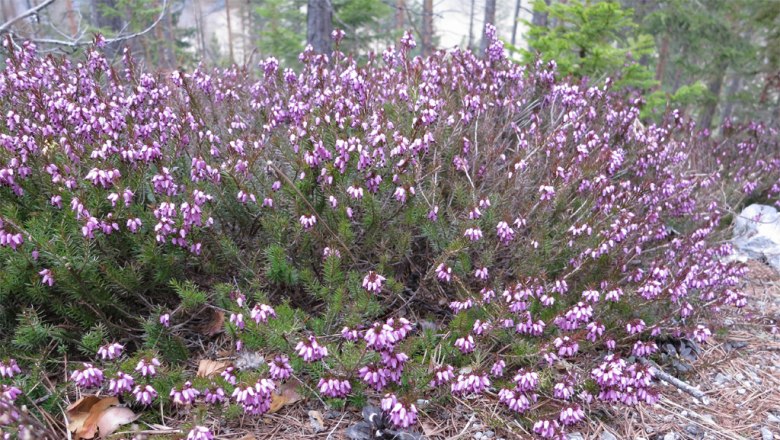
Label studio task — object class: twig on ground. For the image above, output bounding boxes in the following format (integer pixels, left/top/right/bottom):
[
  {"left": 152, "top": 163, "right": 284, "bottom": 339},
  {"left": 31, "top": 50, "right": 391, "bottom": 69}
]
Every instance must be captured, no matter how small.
[{"left": 639, "top": 358, "right": 709, "bottom": 403}]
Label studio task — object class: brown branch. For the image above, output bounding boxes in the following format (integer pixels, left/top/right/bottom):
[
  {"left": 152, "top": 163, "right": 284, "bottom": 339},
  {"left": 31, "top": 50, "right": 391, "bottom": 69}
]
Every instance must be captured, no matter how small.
[{"left": 0, "top": 0, "right": 57, "bottom": 34}]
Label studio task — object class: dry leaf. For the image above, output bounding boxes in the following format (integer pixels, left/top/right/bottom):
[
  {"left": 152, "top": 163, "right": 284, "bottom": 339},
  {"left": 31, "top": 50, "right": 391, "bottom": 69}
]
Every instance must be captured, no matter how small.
[
  {"left": 199, "top": 309, "right": 225, "bottom": 336},
  {"left": 66, "top": 396, "right": 120, "bottom": 439},
  {"left": 269, "top": 379, "right": 304, "bottom": 413},
  {"left": 66, "top": 396, "right": 102, "bottom": 435},
  {"left": 197, "top": 359, "right": 229, "bottom": 378},
  {"left": 96, "top": 407, "right": 139, "bottom": 438}
]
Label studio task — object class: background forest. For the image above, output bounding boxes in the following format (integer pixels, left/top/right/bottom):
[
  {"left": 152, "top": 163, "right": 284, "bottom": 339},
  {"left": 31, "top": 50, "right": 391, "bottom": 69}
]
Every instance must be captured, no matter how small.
[{"left": 2, "top": 0, "right": 779, "bottom": 127}]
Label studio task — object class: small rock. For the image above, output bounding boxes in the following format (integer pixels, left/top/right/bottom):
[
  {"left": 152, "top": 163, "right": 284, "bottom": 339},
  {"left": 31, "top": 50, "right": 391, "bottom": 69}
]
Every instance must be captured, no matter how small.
[
  {"left": 566, "top": 433, "right": 584, "bottom": 440},
  {"left": 685, "top": 425, "right": 704, "bottom": 436},
  {"left": 701, "top": 414, "right": 716, "bottom": 424},
  {"left": 714, "top": 373, "right": 731, "bottom": 385},
  {"left": 738, "top": 388, "right": 747, "bottom": 395},
  {"left": 663, "top": 433, "right": 678, "bottom": 440},
  {"left": 474, "top": 433, "right": 483, "bottom": 440},
  {"left": 484, "top": 431, "right": 495, "bottom": 439},
  {"left": 761, "top": 427, "right": 774, "bottom": 440},
  {"left": 308, "top": 410, "right": 326, "bottom": 433},
  {"left": 601, "top": 432, "right": 618, "bottom": 440},
  {"left": 768, "top": 413, "right": 780, "bottom": 424}
]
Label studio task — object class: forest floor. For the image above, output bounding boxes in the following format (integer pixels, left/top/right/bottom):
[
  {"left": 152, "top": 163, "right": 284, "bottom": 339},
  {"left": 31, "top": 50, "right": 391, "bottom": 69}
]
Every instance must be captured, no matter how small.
[{"left": 163, "top": 260, "right": 780, "bottom": 440}]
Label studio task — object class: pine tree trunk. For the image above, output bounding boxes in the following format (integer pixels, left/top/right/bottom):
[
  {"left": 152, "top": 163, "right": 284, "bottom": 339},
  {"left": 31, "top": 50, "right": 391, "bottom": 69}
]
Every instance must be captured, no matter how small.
[
  {"left": 719, "top": 73, "right": 742, "bottom": 122},
  {"left": 480, "top": 0, "right": 496, "bottom": 56},
  {"left": 395, "top": 0, "right": 405, "bottom": 31},
  {"left": 421, "top": 0, "right": 433, "bottom": 56},
  {"left": 698, "top": 66, "right": 726, "bottom": 130},
  {"left": 511, "top": 0, "right": 521, "bottom": 46},
  {"left": 531, "top": 0, "right": 549, "bottom": 28},
  {"left": 655, "top": 34, "right": 669, "bottom": 82},
  {"left": 467, "top": 0, "right": 475, "bottom": 50},
  {"left": 307, "top": 0, "right": 332, "bottom": 54},
  {"left": 226, "top": 0, "right": 235, "bottom": 64}
]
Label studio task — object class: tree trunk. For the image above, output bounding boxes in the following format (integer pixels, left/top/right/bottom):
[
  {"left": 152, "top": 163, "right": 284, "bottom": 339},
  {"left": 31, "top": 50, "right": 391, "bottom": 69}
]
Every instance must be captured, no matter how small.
[
  {"left": 395, "top": 0, "right": 405, "bottom": 31},
  {"left": 511, "top": 0, "right": 521, "bottom": 47},
  {"left": 719, "top": 72, "right": 742, "bottom": 122},
  {"left": 698, "top": 66, "right": 727, "bottom": 130},
  {"left": 480, "top": 0, "right": 496, "bottom": 56},
  {"left": 225, "top": 0, "right": 235, "bottom": 63},
  {"left": 307, "top": 0, "right": 332, "bottom": 54},
  {"left": 654, "top": 34, "right": 669, "bottom": 83},
  {"left": 531, "top": 0, "right": 549, "bottom": 28},
  {"left": 421, "top": 0, "right": 433, "bottom": 56},
  {"left": 467, "top": 0, "right": 475, "bottom": 50}
]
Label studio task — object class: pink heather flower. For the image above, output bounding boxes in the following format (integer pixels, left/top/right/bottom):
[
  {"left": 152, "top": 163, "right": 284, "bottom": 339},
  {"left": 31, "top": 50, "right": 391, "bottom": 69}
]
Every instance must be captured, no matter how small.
[
  {"left": 464, "top": 227, "right": 483, "bottom": 241},
  {"left": 490, "top": 360, "right": 505, "bottom": 377},
  {"left": 318, "top": 377, "right": 351, "bottom": 398},
  {"left": 539, "top": 185, "right": 556, "bottom": 201},
  {"left": 553, "top": 379, "right": 575, "bottom": 400},
  {"left": 498, "top": 388, "right": 531, "bottom": 413},
  {"left": 359, "top": 364, "right": 390, "bottom": 391},
  {"left": 295, "top": 336, "right": 328, "bottom": 362},
  {"left": 454, "top": 335, "right": 476, "bottom": 354},
  {"left": 70, "top": 363, "right": 104, "bottom": 388},
  {"left": 186, "top": 426, "right": 214, "bottom": 440},
  {"left": 692, "top": 325, "right": 711, "bottom": 343},
  {"left": 393, "top": 187, "right": 407, "bottom": 203},
  {"left": 220, "top": 367, "right": 237, "bottom": 385},
  {"left": 203, "top": 386, "right": 226, "bottom": 405},
  {"left": 51, "top": 195, "right": 63, "bottom": 208},
  {"left": 435, "top": 263, "right": 452, "bottom": 282},
  {"left": 533, "top": 419, "right": 561, "bottom": 438},
  {"left": 97, "top": 342, "right": 124, "bottom": 360},
  {"left": 586, "top": 321, "right": 605, "bottom": 342},
  {"left": 250, "top": 304, "right": 276, "bottom": 324},
  {"left": 468, "top": 207, "right": 482, "bottom": 219},
  {"left": 2, "top": 384, "right": 22, "bottom": 402},
  {"left": 362, "top": 271, "right": 386, "bottom": 294},
  {"left": 559, "top": 404, "right": 585, "bottom": 425},
  {"left": 632, "top": 341, "right": 658, "bottom": 357},
  {"left": 133, "top": 385, "right": 157, "bottom": 405},
  {"left": 496, "top": 221, "right": 515, "bottom": 244},
  {"left": 605, "top": 288, "right": 623, "bottom": 301},
  {"left": 135, "top": 357, "right": 161, "bottom": 377},
  {"left": 626, "top": 319, "right": 646, "bottom": 335},
  {"left": 387, "top": 317, "right": 413, "bottom": 341},
  {"left": 38, "top": 268, "right": 54, "bottom": 286},
  {"left": 0, "top": 359, "right": 21, "bottom": 378},
  {"left": 381, "top": 394, "right": 418, "bottom": 428},
  {"left": 554, "top": 336, "right": 579, "bottom": 357},
  {"left": 170, "top": 381, "right": 200, "bottom": 406},
  {"left": 268, "top": 355, "right": 293, "bottom": 381},
  {"left": 449, "top": 298, "right": 474, "bottom": 313},
  {"left": 606, "top": 339, "right": 616, "bottom": 351},
  {"left": 123, "top": 189, "right": 134, "bottom": 206},
  {"left": 474, "top": 267, "right": 489, "bottom": 280},
  {"left": 341, "top": 326, "right": 359, "bottom": 341},
  {"left": 427, "top": 206, "right": 439, "bottom": 221},
  {"left": 451, "top": 373, "right": 490, "bottom": 396},
  {"left": 380, "top": 350, "right": 408, "bottom": 383},
  {"left": 108, "top": 372, "right": 134, "bottom": 396},
  {"left": 582, "top": 289, "right": 600, "bottom": 302},
  {"left": 232, "top": 379, "right": 275, "bottom": 415},
  {"left": 229, "top": 312, "right": 245, "bottom": 330},
  {"left": 364, "top": 322, "right": 396, "bottom": 351},
  {"left": 472, "top": 319, "right": 492, "bottom": 335},
  {"left": 429, "top": 364, "right": 455, "bottom": 387},
  {"left": 513, "top": 369, "right": 539, "bottom": 392},
  {"left": 127, "top": 218, "right": 142, "bottom": 233},
  {"left": 159, "top": 314, "right": 170, "bottom": 327},
  {"left": 481, "top": 288, "right": 496, "bottom": 303},
  {"left": 323, "top": 247, "right": 341, "bottom": 258},
  {"left": 299, "top": 214, "right": 317, "bottom": 229},
  {"left": 347, "top": 185, "right": 364, "bottom": 200}
]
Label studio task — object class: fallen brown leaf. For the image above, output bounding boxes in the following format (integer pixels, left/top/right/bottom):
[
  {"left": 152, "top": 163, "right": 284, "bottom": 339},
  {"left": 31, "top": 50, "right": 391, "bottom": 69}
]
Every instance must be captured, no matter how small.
[
  {"left": 269, "top": 379, "right": 304, "bottom": 413},
  {"left": 66, "top": 396, "right": 119, "bottom": 439},
  {"left": 197, "top": 359, "right": 230, "bottom": 378},
  {"left": 199, "top": 309, "right": 225, "bottom": 336},
  {"left": 308, "top": 410, "right": 326, "bottom": 433},
  {"left": 96, "top": 407, "right": 139, "bottom": 438}
]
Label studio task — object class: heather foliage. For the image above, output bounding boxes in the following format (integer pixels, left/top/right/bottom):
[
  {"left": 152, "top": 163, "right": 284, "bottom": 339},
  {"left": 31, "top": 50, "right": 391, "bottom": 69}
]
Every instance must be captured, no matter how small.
[{"left": 0, "top": 29, "right": 778, "bottom": 437}]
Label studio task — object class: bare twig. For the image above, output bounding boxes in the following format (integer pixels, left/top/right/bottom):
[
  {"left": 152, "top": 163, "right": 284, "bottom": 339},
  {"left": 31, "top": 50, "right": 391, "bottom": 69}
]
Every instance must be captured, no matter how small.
[
  {"left": 639, "top": 358, "right": 709, "bottom": 403},
  {"left": 0, "top": 0, "right": 57, "bottom": 34}
]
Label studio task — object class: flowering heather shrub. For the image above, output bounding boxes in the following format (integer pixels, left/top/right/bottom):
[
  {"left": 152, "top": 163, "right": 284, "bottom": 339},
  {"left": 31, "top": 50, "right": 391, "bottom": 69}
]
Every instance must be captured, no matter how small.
[{"left": 0, "top": 28, "right": 774, "bottom": 436}]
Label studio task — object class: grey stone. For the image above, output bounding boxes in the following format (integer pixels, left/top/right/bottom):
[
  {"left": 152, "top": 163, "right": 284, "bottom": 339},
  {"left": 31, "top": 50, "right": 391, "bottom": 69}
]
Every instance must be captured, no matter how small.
[
  {"left": 761, "top": 427, "right": 774, "bottom": 440},
  {"left": 685, "top": 425, "right": 704, "bottom": 436},
  {"left": 732, "top": 204, "right": 780, "bottom": 271},
  {"left": 601, "top": 432, "right": 618, "bottom": 440},
  {"left": 663, "top": 433, "right": 678, "bottom": 440},
  {"left": 566, "top": 433, "right": 585, "bottom": 440},
  {"left": 484, "top": 431, "right": 495, "bottom": 439},
  {"left": 768, "top": 413, "right": 780, "bottom": 424}
]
